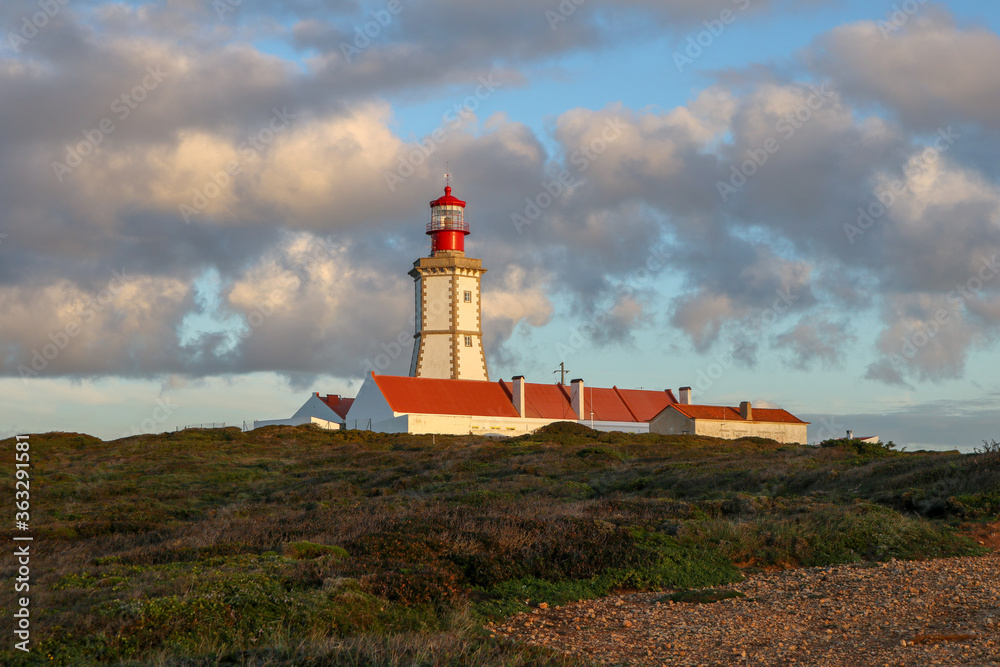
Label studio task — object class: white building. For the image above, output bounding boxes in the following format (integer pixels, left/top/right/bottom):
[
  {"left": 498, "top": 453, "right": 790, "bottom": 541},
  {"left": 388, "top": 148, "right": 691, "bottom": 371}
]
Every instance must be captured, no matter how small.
[
  {"left": 649, "top": 391, "right": 809, "bottom": 444},
  {"left": 342, "top": 373, "right": 679, "bottom": 435},
  {"left": 252, "top": 393, "right": 353, "bottom": 430}
]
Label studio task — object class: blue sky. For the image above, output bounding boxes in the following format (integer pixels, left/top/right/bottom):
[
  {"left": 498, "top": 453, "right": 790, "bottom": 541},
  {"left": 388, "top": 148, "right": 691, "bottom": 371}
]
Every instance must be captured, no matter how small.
[{"left": 1, "top": 0, "right": 999, "bottom": 450}]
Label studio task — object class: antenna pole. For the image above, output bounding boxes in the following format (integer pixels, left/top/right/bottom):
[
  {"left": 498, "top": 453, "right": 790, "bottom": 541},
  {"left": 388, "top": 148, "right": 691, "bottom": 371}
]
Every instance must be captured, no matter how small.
[{"left": 553, "top": 362, "right": 569, "bottom": 385}]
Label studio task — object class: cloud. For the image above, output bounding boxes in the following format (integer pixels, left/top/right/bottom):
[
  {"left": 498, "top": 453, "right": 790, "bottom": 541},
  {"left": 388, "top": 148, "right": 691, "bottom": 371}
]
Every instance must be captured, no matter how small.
[
  {"left": 774, "top": 315, "right": 851, "bottom": 369},
  {"left": 482, "top": 265, "right": 554, "bottom": 347},
  {"left": 221, "top": 233, "right": 415, "bottom": 381},
  {"left": 526, "top": 37, "right": 1000, "bottom": 380},
  {"left": 670, "top": 290, "right": 738, "bottom": 351},
  {"left": 809, "top": 11, "right": 1000, "bottom": 130},
  {"left": 865, "top": 292, "right": 992, "bottom": 384},
  {"left": 2, "top": 0, "right": 1000, "bottom": 395},
  {"left": 0, "top": 271, "right": 192, "bottom": 378}
]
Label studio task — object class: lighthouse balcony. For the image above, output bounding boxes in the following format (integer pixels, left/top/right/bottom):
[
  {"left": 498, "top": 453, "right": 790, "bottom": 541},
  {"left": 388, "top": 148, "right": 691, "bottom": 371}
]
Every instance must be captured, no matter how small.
[{"left": 426, "top": 219, "right": 470, "bottom": 234}]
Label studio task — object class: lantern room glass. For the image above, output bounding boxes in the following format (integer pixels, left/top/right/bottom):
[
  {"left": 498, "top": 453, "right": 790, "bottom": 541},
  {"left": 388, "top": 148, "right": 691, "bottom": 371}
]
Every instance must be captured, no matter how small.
[{"left": 428, "top": 204, "right": 469, "bottom": 233}]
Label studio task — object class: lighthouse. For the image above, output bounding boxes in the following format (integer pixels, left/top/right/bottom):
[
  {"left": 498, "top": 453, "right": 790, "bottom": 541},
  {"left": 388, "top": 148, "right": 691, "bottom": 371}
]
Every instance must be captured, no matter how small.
[{"left": 408, "top": 182, "right": 489, "bottom": 381}]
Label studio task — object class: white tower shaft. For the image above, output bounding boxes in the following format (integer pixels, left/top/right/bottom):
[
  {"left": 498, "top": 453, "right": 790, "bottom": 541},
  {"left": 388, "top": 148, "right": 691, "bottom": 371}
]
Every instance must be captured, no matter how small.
[{"left": 408, "top": 254, "right": 488, "bottom": 380}]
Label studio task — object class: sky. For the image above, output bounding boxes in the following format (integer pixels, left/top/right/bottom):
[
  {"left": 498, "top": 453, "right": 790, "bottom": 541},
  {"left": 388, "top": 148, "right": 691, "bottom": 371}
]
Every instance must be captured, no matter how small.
[{"left": 1, "top": 0, "right": 998, "bottom": 450}]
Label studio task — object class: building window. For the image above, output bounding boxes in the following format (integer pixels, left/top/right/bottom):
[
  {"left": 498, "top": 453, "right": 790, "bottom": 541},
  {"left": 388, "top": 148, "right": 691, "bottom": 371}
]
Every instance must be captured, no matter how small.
[
  {"left": 464, "top": 335, "right": 472, "bottom": 347},
  {"left": 463, "top": 290, "right": 472, "bottom": 302}
]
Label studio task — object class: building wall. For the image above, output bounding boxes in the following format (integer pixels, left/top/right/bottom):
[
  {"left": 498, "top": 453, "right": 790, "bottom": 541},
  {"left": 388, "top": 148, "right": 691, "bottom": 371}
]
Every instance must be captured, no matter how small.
[
  {"left": 419, "top": 336, "right": 453, "bottom": 378},
  {"left": 343, "top": 375, "right": 397, "bottom": 429},
  {"left": 453, "top": 272, "right": 488, "bottom": 380},
  {"left": 251, "top": 393, "right": 344, "bottom": 431},
  {"left": 693, "top": 420, "right": 807, "bottom": 443},
  {"left": 408, "top": 277, "right": 422, "bottom": 376},
  {"left": 455, "top": 340, "right": 487, "bottom": 380},
  {"left": 409, "top": 414, "right": 615, "bottom": 436},
  {"left": 423, "top": 274, "right": 452, "bottom": 331},
  {"left": 584, "top": 420, "right": 649, "bottom": 434},
  {"left": 409, "top": 272, "right": 454, "bottom": 379},
  {"left": 649, "top": 409, "right": 808, "bottom": 443},
  {"left": 648, "top": 409, "right": 695, "bottom": 435},
  {"left": 308, "top": 417, "right": 341, "bottom": 430},
  {"left": 365, "top": 414, "right": 411, "bottom": 433},
  {"left": 290, "top": 394, "right": 345, "bottom": 423},
  {"left": 261, "top": 410, "right": 651, "bottom": 436},
  {"left": 454, "top": 274, "right": 480, "bottom": 331},
  {"left": 358, "top": 412, "right": 651, "bottom": 436},
  {"left": 345, "top": 377, "right": 653, "bottom": 436},
  {"left": 409, "top": 257, "right": 488, "bottom": 381}
]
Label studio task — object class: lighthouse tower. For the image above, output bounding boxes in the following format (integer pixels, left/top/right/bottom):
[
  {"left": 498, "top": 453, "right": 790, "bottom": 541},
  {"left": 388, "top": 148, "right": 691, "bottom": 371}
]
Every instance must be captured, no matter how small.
[{"left": 408, "top": 182, "right": 489, "bottom": 381}]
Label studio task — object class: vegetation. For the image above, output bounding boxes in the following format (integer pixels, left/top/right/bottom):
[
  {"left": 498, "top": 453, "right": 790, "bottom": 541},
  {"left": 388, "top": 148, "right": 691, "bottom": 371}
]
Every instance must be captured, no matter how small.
[{"left": 1, "top": 424, "right": 996, "bottom": 665}]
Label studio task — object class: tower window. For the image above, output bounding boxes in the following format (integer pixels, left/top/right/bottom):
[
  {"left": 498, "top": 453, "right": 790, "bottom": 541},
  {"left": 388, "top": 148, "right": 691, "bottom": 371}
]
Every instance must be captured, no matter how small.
[
  {"left": 464, "top": 335, "right": 472, "bottom": 347},
  {"left": 463, "top": 290, "right": 472, "bottom": 302}
]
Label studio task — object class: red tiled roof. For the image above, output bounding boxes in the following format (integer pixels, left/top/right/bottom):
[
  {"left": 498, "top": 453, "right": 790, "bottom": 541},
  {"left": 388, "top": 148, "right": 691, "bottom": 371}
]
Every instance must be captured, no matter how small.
[
  {"left": 371, "top": 375, "right": 684, "bottom": 423},
  {"left": 667, "top": 404, "right": 808, "bottom": 424},
  {"left": 614, "top": 387, "right": 677, "bottom": 421},
  {"left": 319, "top": 394, "right": 355, "bottom": 419},
  {"left": 752, "top": 408, "right": 808, "bottom": 424},
  {"left": 373, "top": 375, "right": 519, "bottom": 418},
  {"left": 670, "top": 404, "right": 742, "bottom": 421},
  {"left": 581, "top": 386, "right": 634, "bottom": 422},
  {"left": 500, "top": 381, "right": 679, "bottom": 423},
  {"left": 500, "top": 381, "right": 578, "bottom": 419}
]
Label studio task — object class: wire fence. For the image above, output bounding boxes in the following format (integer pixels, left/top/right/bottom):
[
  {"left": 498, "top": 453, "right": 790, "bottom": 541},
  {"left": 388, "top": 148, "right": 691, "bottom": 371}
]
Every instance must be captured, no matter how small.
[{"left": 175, "top": 423, "right": 227, "bottom": 431}]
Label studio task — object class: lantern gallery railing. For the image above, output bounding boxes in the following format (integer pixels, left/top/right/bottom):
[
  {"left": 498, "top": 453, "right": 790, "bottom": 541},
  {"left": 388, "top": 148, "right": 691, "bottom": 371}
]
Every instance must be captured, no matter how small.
[{"left": 426, "top": 219, "right": 470, "bottom": 233}]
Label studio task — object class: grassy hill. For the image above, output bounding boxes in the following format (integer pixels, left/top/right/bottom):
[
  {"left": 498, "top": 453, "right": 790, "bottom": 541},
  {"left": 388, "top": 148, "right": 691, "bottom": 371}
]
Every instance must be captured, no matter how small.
[{"left": 2, "top": 424, "right": 998, "bottom": 666}]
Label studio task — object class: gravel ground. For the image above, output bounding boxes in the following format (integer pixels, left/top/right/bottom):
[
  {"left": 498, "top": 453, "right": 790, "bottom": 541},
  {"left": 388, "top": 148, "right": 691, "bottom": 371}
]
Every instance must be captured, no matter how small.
[{"left": 488, "top": 552, "right": 1000, "bottom": 666}]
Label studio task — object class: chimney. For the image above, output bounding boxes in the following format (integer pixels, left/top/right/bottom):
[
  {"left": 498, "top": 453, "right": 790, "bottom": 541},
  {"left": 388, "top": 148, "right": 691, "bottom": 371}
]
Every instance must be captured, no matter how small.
[
  {"left": 512, "top": 376, "right": 526, "bottom": 418},
  {"left": 740, "top": 401, "right": 752, "bottom": 420},
  {"left": 847, "top": 429, "right": 853, "bottom": 440},
  {"left": 679, "top": 386, "right": 691, "bottom": 405},
  {"left": 570, "top": 378, "right": 585, "bottom": 419}
]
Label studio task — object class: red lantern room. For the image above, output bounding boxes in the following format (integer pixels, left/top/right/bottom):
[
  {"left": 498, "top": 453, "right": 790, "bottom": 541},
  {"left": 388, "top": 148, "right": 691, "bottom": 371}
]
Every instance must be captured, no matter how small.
[{"left": 427, "top": 184, "right": 470, "bottom": 255}]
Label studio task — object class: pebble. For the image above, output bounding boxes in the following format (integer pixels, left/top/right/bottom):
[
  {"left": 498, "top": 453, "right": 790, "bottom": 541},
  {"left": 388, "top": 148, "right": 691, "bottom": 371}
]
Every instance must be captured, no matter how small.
[{"left": 488, "top": 552, "right": 1000, "bottom": 666}]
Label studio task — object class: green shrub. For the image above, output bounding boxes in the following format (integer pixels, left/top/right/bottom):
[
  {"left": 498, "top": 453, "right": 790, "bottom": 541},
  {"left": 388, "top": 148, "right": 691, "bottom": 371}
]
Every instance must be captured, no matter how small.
[
  {"left": 948, "top": 492, "right": 1000, "bottom": 518},
  {"left": 819, "top": 437, "right": 899, "bottom": 463},
  {"left": 473, "top": 529, "right": 741, "bottom": 618},
  {"left": 680, "top": 503, "right": 985, "bottom": 568},
  {"left": 362, "top": 562, "right": 468, "bottom": 603},
  {"left": 577, "top": 446, "right": 630, "bottom": 462},
  {"left": 515, "top": 421, "right": 601, "bottom": 446},
  {"left": 284, "top": 541, "right": 349, "bottom": 560}
]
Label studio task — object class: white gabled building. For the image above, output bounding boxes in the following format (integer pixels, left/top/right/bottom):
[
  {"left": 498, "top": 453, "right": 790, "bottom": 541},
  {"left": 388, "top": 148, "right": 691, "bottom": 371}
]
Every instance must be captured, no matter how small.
[
  {"left": 342, "top": 373, "right": 679, "bottom": 435},
  {"left": 252, "top": 393, "right": 353, "bottom": 431},
  {"left": 649, "top": 392, "right": 809, "bottom": 444}
]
